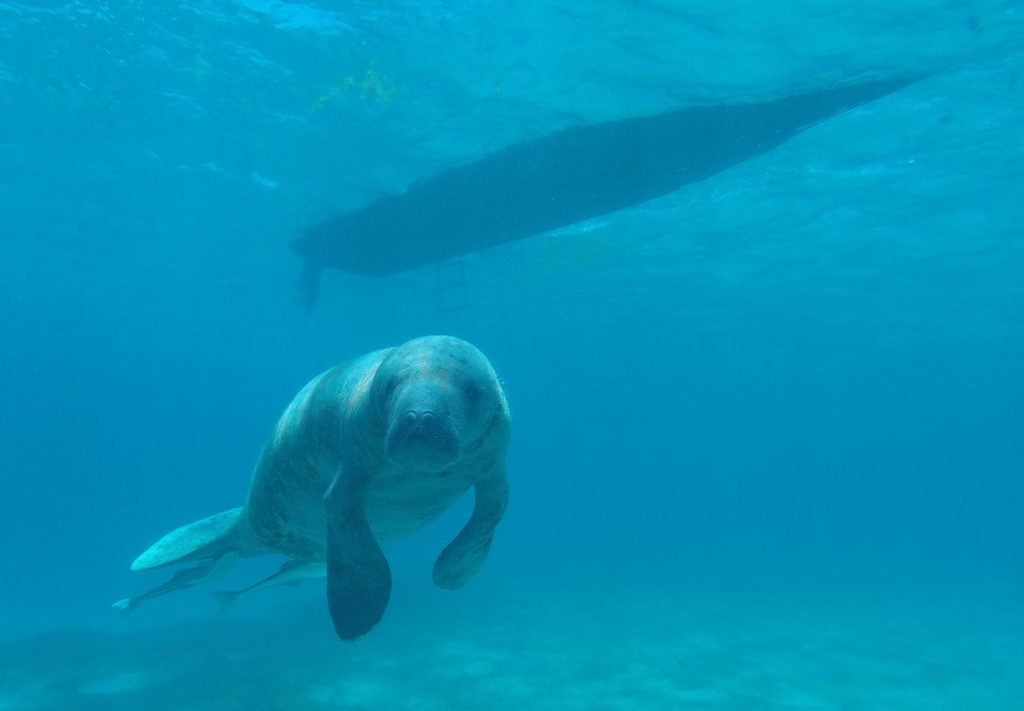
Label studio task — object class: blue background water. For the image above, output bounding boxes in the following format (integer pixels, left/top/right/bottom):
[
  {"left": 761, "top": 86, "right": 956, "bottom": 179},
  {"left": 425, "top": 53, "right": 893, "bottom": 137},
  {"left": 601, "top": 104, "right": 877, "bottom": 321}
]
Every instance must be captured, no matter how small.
[{"left": 1, "top": 0, "right": 1022, "bottom": 708}]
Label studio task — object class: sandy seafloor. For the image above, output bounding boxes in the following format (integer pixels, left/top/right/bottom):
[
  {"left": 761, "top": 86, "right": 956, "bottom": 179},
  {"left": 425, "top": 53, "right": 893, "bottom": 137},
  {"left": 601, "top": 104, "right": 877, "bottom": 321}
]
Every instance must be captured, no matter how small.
[{"left": 2, "top": 583, "right": 1020, "bottom": 710}]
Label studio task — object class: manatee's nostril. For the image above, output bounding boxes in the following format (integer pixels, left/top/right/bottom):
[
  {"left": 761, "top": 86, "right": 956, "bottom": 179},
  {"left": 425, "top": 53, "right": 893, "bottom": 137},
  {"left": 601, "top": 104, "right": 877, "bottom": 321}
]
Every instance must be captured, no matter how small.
[{"left": 386, "top": 404, "right": 459, "bottom": 467}]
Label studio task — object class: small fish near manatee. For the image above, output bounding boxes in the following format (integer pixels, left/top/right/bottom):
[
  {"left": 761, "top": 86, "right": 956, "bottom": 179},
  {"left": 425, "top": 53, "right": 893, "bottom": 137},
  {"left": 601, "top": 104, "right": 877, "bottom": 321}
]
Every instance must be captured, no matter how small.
[{"left": 115, "top": 335, "right": 511, "bottom": 641}]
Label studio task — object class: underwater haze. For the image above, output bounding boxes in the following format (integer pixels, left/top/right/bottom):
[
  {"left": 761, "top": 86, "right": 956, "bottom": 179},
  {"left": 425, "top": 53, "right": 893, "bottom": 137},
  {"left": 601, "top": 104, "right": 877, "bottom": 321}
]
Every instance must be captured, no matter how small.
[{"left": 1, "top": 0, "right": 1023, "bottom": 709}]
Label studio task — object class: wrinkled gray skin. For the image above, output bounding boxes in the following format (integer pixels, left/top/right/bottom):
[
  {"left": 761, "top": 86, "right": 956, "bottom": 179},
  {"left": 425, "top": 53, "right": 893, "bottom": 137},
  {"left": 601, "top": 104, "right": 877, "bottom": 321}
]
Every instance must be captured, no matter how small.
[{"left": 125, "top": 335, "right": 510, "bottom": 641}]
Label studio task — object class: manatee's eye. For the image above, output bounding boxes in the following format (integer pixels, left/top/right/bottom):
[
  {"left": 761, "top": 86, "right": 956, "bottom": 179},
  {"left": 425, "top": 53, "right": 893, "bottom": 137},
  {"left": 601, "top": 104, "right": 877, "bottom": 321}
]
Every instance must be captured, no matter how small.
[
  {"left": 462, "top": 380, "right": 483, "bottom": 405},
  {"left": 374, "top": 374, "right": 399, "bottom": 418}
]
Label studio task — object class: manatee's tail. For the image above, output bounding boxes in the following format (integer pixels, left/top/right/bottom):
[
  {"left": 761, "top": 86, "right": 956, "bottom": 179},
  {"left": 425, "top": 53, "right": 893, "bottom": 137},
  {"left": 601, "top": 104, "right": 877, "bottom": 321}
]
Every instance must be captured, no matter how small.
[
  {"left": 118, "top": 510, "right": 248, "bottom": 619},
  {"left": 131, "top": 508, "right": 245, "bottom": 572},
  {"left": 209, "top": 590, "right": 242, "bottom": 617}
]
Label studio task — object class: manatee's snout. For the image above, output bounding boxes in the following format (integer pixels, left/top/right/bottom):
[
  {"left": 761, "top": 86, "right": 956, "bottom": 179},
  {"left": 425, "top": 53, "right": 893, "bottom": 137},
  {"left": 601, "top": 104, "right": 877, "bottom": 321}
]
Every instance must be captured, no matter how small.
[{"left": 385, "top": 407, "right": 461, "bottom": 469}]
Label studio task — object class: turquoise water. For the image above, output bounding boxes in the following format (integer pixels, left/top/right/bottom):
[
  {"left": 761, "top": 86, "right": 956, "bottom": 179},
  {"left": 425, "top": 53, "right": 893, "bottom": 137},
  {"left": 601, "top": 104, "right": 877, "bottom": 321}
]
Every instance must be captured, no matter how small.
[{"left": 1, "top": 1, "right": 1022, "bottom": 708}]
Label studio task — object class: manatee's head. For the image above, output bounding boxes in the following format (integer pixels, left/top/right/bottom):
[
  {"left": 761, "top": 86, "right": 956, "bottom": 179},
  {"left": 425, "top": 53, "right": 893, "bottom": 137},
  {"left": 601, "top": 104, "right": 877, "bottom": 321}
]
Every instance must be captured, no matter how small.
[{"left": 373, "top": 336, "right": 504, "bottom": 471}]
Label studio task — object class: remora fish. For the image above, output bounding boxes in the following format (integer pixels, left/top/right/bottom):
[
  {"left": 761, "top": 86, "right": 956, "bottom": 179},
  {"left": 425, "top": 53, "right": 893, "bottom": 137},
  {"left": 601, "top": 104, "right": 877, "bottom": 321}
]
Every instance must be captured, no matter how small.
[
  {"left": 112, "top": 551, "right": 239, "bottom": 615},
  {"left": 209, "top": 560, "right": 326, "bottom": 616}
]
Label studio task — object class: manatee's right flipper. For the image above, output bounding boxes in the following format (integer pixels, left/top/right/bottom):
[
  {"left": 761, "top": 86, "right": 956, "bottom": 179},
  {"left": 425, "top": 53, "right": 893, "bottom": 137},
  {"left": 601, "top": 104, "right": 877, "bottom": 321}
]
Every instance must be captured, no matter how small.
[{"left": 324, "top": 465, "right": 392, "bottom": 641}]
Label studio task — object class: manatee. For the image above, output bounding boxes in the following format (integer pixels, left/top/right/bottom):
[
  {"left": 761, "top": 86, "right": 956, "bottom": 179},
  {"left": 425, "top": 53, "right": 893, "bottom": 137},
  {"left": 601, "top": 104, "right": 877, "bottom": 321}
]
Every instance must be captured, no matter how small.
[{"left": 118, "top": 335, "right": 510, "bottom": 640}]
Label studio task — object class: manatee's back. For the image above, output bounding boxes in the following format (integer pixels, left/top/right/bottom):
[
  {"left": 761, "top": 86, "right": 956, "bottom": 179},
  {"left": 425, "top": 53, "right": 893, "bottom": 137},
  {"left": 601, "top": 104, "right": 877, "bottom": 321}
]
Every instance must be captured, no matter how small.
[{"left": 241, "top": 350, "right": 388, "bottom": 560}]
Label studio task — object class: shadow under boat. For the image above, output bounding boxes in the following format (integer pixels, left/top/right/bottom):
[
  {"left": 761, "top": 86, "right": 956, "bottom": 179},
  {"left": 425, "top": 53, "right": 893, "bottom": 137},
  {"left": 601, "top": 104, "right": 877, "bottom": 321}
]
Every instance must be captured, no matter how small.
[{"left": 292, "top": 74, "right": 926, "bottom": 307}]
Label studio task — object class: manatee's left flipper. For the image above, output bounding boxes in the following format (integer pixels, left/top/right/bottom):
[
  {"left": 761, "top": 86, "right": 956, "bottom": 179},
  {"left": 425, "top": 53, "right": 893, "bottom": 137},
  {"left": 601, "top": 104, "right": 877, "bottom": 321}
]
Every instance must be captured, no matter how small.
[
  {"left": 433, "top": 461, "right": 509, "bottom": 590},
  {"left": 324, "top": 464, "right": 392, "bottom": 641}
]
